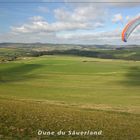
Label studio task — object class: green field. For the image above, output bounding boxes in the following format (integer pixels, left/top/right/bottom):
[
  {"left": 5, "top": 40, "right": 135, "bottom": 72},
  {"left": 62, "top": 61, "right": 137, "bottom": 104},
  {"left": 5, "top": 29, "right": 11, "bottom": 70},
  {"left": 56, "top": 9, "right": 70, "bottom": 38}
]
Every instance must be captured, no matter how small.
[{"left": 0, "top": 55, "right": 140, "bottom": 140}]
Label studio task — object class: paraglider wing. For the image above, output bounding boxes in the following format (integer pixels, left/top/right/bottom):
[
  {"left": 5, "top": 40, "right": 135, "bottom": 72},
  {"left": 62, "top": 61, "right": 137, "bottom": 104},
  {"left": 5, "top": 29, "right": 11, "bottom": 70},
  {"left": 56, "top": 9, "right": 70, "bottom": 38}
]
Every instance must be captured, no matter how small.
[{"left": 122, "top": 16, "right": 140, "bottom": 42}]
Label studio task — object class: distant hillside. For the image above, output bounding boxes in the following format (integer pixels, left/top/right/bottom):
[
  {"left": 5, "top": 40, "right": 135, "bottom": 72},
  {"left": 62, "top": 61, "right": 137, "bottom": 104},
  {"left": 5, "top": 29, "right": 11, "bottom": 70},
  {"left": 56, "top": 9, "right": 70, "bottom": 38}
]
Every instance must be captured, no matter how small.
[
  {"left": 0, "top": 43, "right": 140, "bottom": 61},
  {"left": 0, "top": 43, "right": 140, "bottom": 49}
]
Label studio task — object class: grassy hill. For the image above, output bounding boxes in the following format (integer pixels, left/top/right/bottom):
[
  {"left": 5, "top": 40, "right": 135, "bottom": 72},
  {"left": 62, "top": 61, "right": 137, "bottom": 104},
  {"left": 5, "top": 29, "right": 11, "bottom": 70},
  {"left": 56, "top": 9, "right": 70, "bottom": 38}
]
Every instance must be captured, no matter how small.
[
  {"left": 0, "top": 55, "right": 140, "bottom": 139},
  {"left": 0, "top": 43, "right": 140, "bottom": 61}
]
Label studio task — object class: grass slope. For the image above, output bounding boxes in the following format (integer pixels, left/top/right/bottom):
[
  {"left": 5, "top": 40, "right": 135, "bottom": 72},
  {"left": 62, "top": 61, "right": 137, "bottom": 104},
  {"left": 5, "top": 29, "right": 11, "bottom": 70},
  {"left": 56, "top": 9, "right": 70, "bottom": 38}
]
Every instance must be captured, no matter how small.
[{"left": 0, "top": 55, "right": 140, "bottom": 139}]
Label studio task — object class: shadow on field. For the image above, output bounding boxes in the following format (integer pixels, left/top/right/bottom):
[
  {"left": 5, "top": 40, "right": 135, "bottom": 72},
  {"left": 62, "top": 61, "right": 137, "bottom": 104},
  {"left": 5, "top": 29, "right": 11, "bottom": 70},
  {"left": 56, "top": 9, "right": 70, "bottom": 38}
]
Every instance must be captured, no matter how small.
[
  {"left": 121, "top": 66, "right": 140, "bottom": 86},
  {"left": 0, "top": 64, "right": 43, "bottom": 83}
]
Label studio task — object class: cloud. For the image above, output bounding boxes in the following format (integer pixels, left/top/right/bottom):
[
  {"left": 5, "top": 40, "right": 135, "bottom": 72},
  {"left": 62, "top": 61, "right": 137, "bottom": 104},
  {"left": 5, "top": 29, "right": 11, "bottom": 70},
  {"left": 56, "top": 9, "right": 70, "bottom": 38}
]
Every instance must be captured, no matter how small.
[
  {"left": 112, "top": 13, "right": 123, "bottom": 23},
  {"left": 62, "top": 0, "right": 140, "bottom": 7},
  {"left": 2, "top": 26, "right": 140, "bottom": 44},
  {"left": 1, "top": 1, "right": 140, "bottom": 44},
  {"left": 11, "top": 5, "right": 105, "bottom": 34},
  {"left": 57, "top": 29, "right": 121, "bottom": 42},
  {"left": 56, "top": 27, "right": 140, "bottom": 44},
  {"left": 29, "top": 16, "right": 44, "bottom": 21},
  {"left": 54, "top": 5, "right": 106, "bottom": 22},
  {"left": 11, "top": 17, "right": 103, "bottom": 34},
  {"left": 0, "top": 31, "right": 57, "bottom": 43}
]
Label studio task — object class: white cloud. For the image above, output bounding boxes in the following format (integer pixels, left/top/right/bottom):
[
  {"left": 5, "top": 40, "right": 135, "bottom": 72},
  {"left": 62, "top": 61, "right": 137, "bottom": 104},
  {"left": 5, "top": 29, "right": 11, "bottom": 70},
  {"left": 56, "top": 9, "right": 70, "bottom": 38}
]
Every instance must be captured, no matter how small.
[
  {"left": 11, "top": 18, "right": 102, "bottom": 34},
  {"left": 54, "top": 5, "right": 107, "bottom": 23},
  {"left": 11, "top": 5, "right": 105, "bottom": 34},
  {"left": 0, "top": 31, "right": 57, "bottom": 43},
  {"left": 2, "top": 26, "right": 140, "bottom": 44},
  {"left": 1, "top": 1, "right": 140, "bottom": 44},
  {"left": 63, "top": 0, "right": 140, "bottom": 7},
  {"left": 57, "top": 29, "right": 121, "bottom": 41},
  {"left": 56, "top": 27, "right": 140, "bottom": 44},
  {"left": 112, "top": 13, "right": 123, "bottom": 23},
  {"left": 30, "top": 16, "right": 44, "bottom": 21}
]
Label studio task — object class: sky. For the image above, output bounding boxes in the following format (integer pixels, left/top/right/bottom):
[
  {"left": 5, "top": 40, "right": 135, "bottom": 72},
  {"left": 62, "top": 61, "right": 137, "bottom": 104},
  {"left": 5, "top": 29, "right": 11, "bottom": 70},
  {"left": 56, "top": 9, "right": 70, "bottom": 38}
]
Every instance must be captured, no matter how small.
[{"left": 0, "top": 0, "right": 140, "bottom": 45}]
